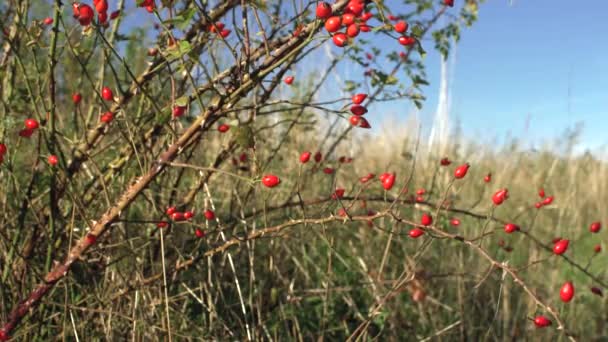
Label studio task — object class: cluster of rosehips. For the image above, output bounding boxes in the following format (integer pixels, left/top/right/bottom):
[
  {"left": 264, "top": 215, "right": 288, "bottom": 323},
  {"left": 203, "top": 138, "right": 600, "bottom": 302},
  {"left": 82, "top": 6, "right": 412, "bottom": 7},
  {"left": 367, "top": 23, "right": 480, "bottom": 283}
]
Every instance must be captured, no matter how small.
[
  {"left": 534, "top": 188, "right": 554, "bottom": 208},
  {"left": 72, "top": 1, "right": 119, "bottom": 26},
  {"left": 316, "top": 1, "right": 373, "bottom": 47},
  {"left": 208, "top": 22, "right": 231, "bottom": 38},
  {"left": 348, "top": 93, "right": 371, "bottom": 129},
  {"left": 19, "top": 118, "right": 40, "bottom": 138}
]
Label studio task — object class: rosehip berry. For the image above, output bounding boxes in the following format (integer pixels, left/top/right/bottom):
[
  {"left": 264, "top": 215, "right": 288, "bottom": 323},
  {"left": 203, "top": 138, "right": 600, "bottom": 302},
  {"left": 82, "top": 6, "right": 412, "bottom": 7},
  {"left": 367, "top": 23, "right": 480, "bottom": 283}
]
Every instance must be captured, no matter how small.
[
  {"left": 394, "top": 21, "right": 408, "bottom": 33},
  {"left": 262, "top": 174, "right": 280, "bottom": 188},
  {"left": 560, "top": 281, "right": 574, "bottom": 302},
  {"left": 342, "top": 13, "right": 355, "bottom": 26},
  {"left": 360, "top": 173, "right": 375, "bottom": 183},
  {"left": 352, "top": 93, "right": 367, "bottom": 105},
  {"left": 219, "top": 29, "right": 231, "bottom": 38},
  {"left": 331, "top": 188, "right": 345, "bottom": 199},
  {"left": 324, "top": 16, "right": 341, "bottom": 33},
  {"left": 542, "top": 196, "right": 554, "bottom": 205},
  {"left": 315, "top": 2, "right": 332, "bottom": 19},
  {"left": 166, "top": 206, "right": 177, "bottom": 215},
  {"left": 533, "top": 316, "right": 551, "bottom": 328},
  {"left": 77, "top": 4, "right": 94, "bottom": 26},
  {"left": 110, "top": 10, "right": 120, "bottom": 19},
  {"left": 19, "top": 128, "right": 34, "bottom": 137},
  {"left": 195, "top": 229, "right": 205, "bottom": 238},
  {"left": 157, "top": 221, "right": 169, "bottom": 228},
  {"left": 409, "top": 228, "right": 424, "bottom": 238},
  {"left": 284, "top": 76, "right": 294, "bottom": 85},
  {"left": 454, "top": 163, "right": 469, "bottom": 179},
  {"left": 0, "top": 143, "right": 6, "bottom": 155},
  {"left": 492, "top": 189, "right": 509, "bottom": 205},
  {"left": 85, "top": 233, "right": 97, "bottom": 245},
  {"left": 100, "top": 112, "right": 114, "bottom": 123},
  {"left": 332, "top": 33, "right": 348, "bottom": 47},
  {"left": 101, "top": 86, "right": 113, "bottom": 101},
  {"left": 553, "top": 239, "right": 569, "bottom": 255},
  {"left": 350, "top": 105, "right": 367, "bottom": 116},
  {"left": 95, "top": 0, "right": 108, "bottom": 13},
  {"left": 171, "top": 212, "right": 185, "bottom": 221},
  {"left": 337, "top": 208, "right": 348, "bottom": 217},
  {"left": 594, "top": 244, "right": 602, "bottom": 253},
  {"left": 346, "top": 24, "right": 359, "bottom": 38},
  {"left": 504, "top": 223, "right": 519, "bottom": 234},
  {"left": 484, "top": 173, "right": 491, "bottom": 183},
  {"left": 444, "top": 0, "right": 454, "bottom": 7},
  {"left": 388, "top": 14, "right": 398, "bottom": 21},
  {"left": 421, "top": 213, "right": 433, "bottom": 226},
  {"left": 48, "top": 155, "right": 58, "bottom": 166},
  {"left": 440, "top": 157, "right": 451, "bottom": 166},
  {"left": 416, "top": 188, "right": 425, "bottom": 195},
  {"left": 184, "top": 211, "right": 194, "bottom": 220},
  {"left": 204, "top": 209, "right": 215, "bottom": 220},
  {"left": 323, "top": 167, "right": 335, "bottom": 174},
  {"left": 534, "top": 202, "right": 543, "bottom": 209},
  {"left": 590, "top": 221, "right": 601, "bottom": 233},
  {"left": 72, "top": 92, "right": 82, "bottom": 104},
  {"left": 450, "top": 218, "right": 460, "bottom": 227},
  {"left": 172, "top": 106, "right": 186, "bottom": 118},
  {"left": 360, "top": 24, "right": 371, "bottom": 32},
  {"left": 217, "top": 124, "right": 230, "bottom": 133},
  {"left": 538, "top": 188, "right": 545, "bottom": 198},
  {"left": 398, "top": 36, "right": 416, "bottom": 46},
  {"left": 43, "top": 17, "right": 54, "bottom": 25},
  {"left": 300, "top": 151, "right": 311, "bottom": 163},
  {"left": 358, "top": 117, "right": 371, "bottom": 128},
  {"left": 25, "top": 118, "right": 39, "bottom": 130},
  {"left": 209, "top": 22, "right": 225, "bottom": 33},
  {"left": 314, "top": 151, "right": 322, "bottom": 162},
  {"left": 346, "top": 1, "right": 363, "bottom": 15},
  {"left": 591, "top": 287, "right": 603, "bottom": 297},
  {"left": 361, "top": 12, "right": 373, "bottom": 21},
  {"left": 381, "top": 172, "right": 396, "bottom": 190},
  {"left": 416, "top": 195, "right": 424, "bottom": 203}
]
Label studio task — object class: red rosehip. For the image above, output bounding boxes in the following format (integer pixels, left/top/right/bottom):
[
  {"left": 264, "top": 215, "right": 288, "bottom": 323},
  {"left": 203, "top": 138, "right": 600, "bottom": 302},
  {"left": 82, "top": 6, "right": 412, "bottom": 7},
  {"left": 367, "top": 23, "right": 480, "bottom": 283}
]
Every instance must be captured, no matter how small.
[
  {"left": 590, "top": 221, "right": 602, "bottom": 233},
  {"left": 388, "top": 14, "right": 398, "bottom": 21},
  {"left": 444, "top": 0, "right": 454, "bottom": 7},
  {"left": 331, "top": 188, "right": 345, "bottom": 200},
  {"left": 553, "top": 239, "right": 569, "bottom": 255},
  {"left": 204, "top": 209, "right": 215, "bottom": 220},
  {"left": 157, "top": 221, "right": 169, "bottom": 228},
  {"left": 415, "top": 195, "right": 424, "bottom": 203},
  {"left": 314, "top": 151, "right": 323, "bottom": 163},
  {"left": 346, "top": 24, "right": 359, "bottom": 38},
  {"left": 492, "top": 189, "right": 509, "bottom": 205},
  {"left": 594, "top": 244, "right": 602, "bottom": 253},
  {"left": 72, "top": 3, "right": 81, "bottom": 18},
  {"left": 337, "top": 208, "right": 348, "bottom": 217},
  {"left": 352, "top": 93, "right": 367, "bottom": 105},
  {"left": 398, "top": 36, "right": 416, "bottom": 46},
  {"left": 184, "top": 211, "right": 194, "bottom": 220},
  {"left": 100, "top": 112, "right": 114, "bottom": 123},
  {"left": 166, "top": 206, "right": 177, "bottom": 215},
  {"left": 533, "top": 315, "right": 551, "bottom": 328},
  {"left": 332, "top": 32, "right": 348, "bottom": 47},
  {"left": 43, "top": 17, "right": 54, "bottom": 25},
  {"left": 350, "top": 105, "right": 367, "bottom": 116},
  {"left": 48, "top": 154, "right": 59, "bottom": 166},
  {"left": 342, "top": 13, "right": 355, "bottom": 26},
  {"left": 25, "top": 118, "right": 39, "bottom": 130},
  {"left": 95, "top": 0, "right": 108, "bottom": 13},
  {"left": 440, "top": 157, "right": 451, "bottom": 166},
  {"left": 85, "top": 233, "right": 97, "bottom": 245},
  {"left": 110, "top": 10, "right": 120, "bottom": 19},
  {"left": 77, "top": 4, "right": 94, "bottom": 26},
  {"left": 171, "top": 212, "right": 185, "bottom": 221},
  {"left": 381, "top": 172, "right": 396, "bottom": 190},
  {"left": 360, "top": 173, "right": 375, "bottom": 183},
  {"left": 416, "top": 188, "right": 425, "bottom": 195},
  {"left": 484, "top": 173, "right": 491, "bottom": 183},
  {"left": 315, "top": 2, "right": 332, "bottom": 19},
  {"left": 359, "top": 24, "right": 371, "bottom": 32},
  {"left": 346, "top": 1, "right": 363, "bottom": 15},
  {"left": 0, "top": 143, "right": 7, "bottom": 155},
  {"left": 454, "top": 163, "right": 470, "bottom": 179},
  {"left": 262, "top": 174, "right": 280, "bottom": 188},
  {"left": 560, "top": 281, "right": 574, "bottom": 302},
  {"left": 209, "top": 21, "right": 225, "bottom": 33},
  {"left": 324, "top": 16, "right": 341, "bottom": 33},
  {"left": 534, "top": 202, "right": 543, "bottom": 209},
  {"left": 101, "top": 86, "right": 113, "bottom": 101},
  {"left": 358, "top": 117, "right": 371, "bottom": 128},
  {"left": 172, "top": 106, "right": 186, "bottom": 118},
  {"left": 450, "top": 218, "right": 461, "bottom": 227},
  {"left": 542, "top": 196, "right": 554, "bottom": 205},
  {"left": 19, "top": 128, "right": 34, "bottom": 137},
  {"left": 300, "top": 151, "right": 311, "bottom": 163},
  {"left": 72, "top": 92, "right": 82, "bottom": 104},
  {"left": 195, "top": 229, "right": 205, "bottom": 238},
  {"left": 217, "top": 124, "right": 230, "bottom": 133},
  {"left": 504, "top": 223, "right": 519, "bottom": 234},
  {"left": 409, "top": 228, "right": 424, "bottom": 238},
  {"left": 361, "top": 12, "right": 373, "bottom": 21},
  {"left": 284, "top": 76, "right": 294, "bottom": 85},
  {"left": 538, "top": 188, "right": 545, "bottom": 198},
  {"left": 394, "top": 21, "right": 408, "bottom": 34},
  {"left": 323, "top": 167, "right": 335, "bottom": 174},
  {"left": 219, "top": 29, "right": 232, "bottom": 38},
  {"left": 591, "top": 287, "right": 603, "bottom": 297},
  {"left": 421, "top": 213, "right": 433, "bottom": 226}
]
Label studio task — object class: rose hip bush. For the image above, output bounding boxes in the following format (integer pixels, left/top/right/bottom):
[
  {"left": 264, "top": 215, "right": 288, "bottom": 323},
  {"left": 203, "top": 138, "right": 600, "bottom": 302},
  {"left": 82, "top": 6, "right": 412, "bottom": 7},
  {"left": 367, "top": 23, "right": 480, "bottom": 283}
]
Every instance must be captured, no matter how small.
[{"left": 0, "top": 0, "right": 605, "bottom": 340}]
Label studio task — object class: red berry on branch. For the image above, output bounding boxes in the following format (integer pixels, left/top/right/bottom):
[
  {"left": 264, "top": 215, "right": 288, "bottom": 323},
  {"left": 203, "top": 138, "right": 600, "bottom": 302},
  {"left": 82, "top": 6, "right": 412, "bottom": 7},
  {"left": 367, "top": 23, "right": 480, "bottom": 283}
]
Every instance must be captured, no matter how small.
[
  {"left": 421, "top": 213, "right": 433, "bottom": 226},
  {"left": 195, "top": 229, "right": 205, "bottom": 238},
  {"left": 350, "top": 105, "right": 367, "bottom": 116},
  {"left": 284, "top": 76, "right": 294, "bottom": 85},
  {"left": 352, "top": 93, "right": 367, "bottom": 105},
  {"left": 25, "top": 118, "right": 39, "bottom": 130},
  {"left": 538, "top": 188, "right": 545, "bottom": 198},
  {"left": 492, "top": 189, "right": 509, "bottom": 205},
  {"left": 342, "top": 13, "right": 355, "bottom": 26},
  {"left": 217, "top": 124, "right": 230, "bottom": 133},
  {"left": 440, "top": 157, "right": 451, "bottom": 166},
  {"left": 300, "top": 151, "right": 311, "bottom": 163},
  {"left": 553, "top": 239, "right": 569, "bottom": 255},
  {"left": 504, "top": 223, "right": 519, "bottom": 234},
  {"left": 324, "top": 16, "right": 341, "bottom": 33},
  {"left": 484, "top": 173, "right": 491, "bottom": 183},
  {"left": 100, "top": 112, "right": 114, "bottom": 123},
  {"left": 591, "top": 287, "right": 603, "bottom": 297},
  {"left": 533, "top": 316, "right": 551, "bottom": 328},
  {"left": 315, "top": 2, "right": 332, "bottom": 19},
  {"left": 542, "top": 195, "right": 554, "bottom": 205},
  {"left": 72, "top": 92, "right": 82, "bottom": 104},
  {"left": 172, "top": 106, "right": 186, "bottom": 118},
  {"left": 590, "top": 221, "right": 602, "bottom": 233},
  {"left": 204, "top": 210, "right": 215, "bottom": 220},
  {"left": 398, "top": 36, "right": 416, "bottom": 46},
  {"left": 450, "top": 218, "right": 460, "bottom": 227},
  {"left": 48, "top": 155, "right": 58, "bottom": 166},
  {"left": 262, "top": 174, "right": 280, "bottom": 188},
  {"left": 101, "top": 86, "right": 113, "bottom": 101},
  {"left": 43, "top": 17, "right": 54, "bottom": 25},
  {"left": 454, "top": 163, "right": 470, "bottom": 179},
  {"left": 332, "top": 33, "right": 348, "bottom": 47},
  {"left": 560, "top": 281, "right": 575, "bottom": 302},
  {"left": 394, "top": 21, "right": 408, "bottom": 34},
  {"left": 184, "top": 211, "right": 194, "bottom": 220},
  {"left": 409, "top": 228, "right": 424, "bottom": 238}
]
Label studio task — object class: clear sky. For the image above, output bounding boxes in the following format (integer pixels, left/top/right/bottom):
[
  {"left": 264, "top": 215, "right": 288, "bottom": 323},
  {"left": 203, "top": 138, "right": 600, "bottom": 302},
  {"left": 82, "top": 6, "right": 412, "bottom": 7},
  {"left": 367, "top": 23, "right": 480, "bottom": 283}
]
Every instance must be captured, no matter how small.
[{"left": 403, "top": 0, "right": 608, "bottom": 154}]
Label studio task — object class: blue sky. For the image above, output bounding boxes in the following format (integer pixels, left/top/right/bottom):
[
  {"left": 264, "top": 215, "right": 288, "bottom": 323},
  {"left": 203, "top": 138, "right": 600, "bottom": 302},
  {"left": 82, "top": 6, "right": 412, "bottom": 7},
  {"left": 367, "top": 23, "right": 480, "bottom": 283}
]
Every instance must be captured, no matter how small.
[{"left": 407, "top": 0, "right": 608, "bottom": 152}]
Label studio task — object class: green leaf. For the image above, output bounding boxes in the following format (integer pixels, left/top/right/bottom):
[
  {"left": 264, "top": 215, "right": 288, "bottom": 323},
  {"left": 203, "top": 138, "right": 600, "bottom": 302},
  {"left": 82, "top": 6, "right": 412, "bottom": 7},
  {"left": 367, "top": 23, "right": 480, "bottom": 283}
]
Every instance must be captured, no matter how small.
[
  {"left": 410, "top": 25, "right": 424, "bottom": 38},
  {"left": 162, "top": 40, "right": 192, "bottom": 62}
]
